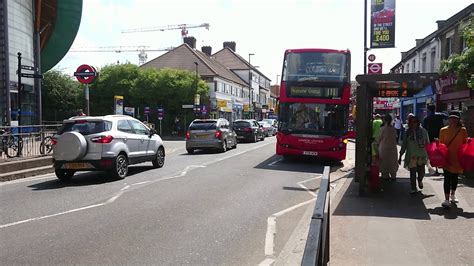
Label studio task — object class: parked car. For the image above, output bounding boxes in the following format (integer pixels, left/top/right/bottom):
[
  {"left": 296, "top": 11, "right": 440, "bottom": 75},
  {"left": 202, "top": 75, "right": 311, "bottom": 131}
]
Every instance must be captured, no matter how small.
[
  {"left": 185, "top": 118, "right": 237, "bottom": 154},
  {"left": 263, "top": 119, "right": 278, "bottom": 128},
  {"left": 52, "top": 115, "right": 165, "bottom": 181},
  {"left": 258, "top": 121, "right": 277, "bottom": 136},
  {"left": 233, "top": 119, "right": 265, "bottom": 142}
]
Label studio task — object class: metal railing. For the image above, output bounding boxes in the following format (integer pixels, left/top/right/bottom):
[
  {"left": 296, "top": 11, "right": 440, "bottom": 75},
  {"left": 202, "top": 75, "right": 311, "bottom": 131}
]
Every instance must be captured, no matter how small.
[
  {"left": 0, "top": 124, "right": 61, "bottom": 159},
  {"left": 302, "top": 166, "right": 331, "bottom": 266}
]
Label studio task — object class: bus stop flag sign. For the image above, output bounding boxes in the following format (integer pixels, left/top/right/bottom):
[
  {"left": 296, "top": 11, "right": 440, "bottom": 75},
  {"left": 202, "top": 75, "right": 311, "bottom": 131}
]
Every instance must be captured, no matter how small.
[{"left": 368, "top": 63, "right": 382, "bottom": 74}]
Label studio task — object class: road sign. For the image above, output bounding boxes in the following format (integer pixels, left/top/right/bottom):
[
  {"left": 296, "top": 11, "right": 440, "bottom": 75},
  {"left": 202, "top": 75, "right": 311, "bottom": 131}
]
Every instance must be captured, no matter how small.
[
  {"left": 20, "top": 73, "right": 43, "bottom": 79},
  {"left": 368, "top": 63, "right": 382, "bottom": 74},
  {"left": 182, "top": 104, "right": 194, "bottom": 109},
  {"left": 20, "top": 65, "right": 35, "bottom": 71},
  {"left": 144, "top": 107, "right": 151, "bottom": 114},
  {"left": 74, "top": 64, "right": 98, "bottom": 84},
  {"left": 157, "top": 108, "right": 164, "bottom": 120},
  {"left": 368, "top": 54, "right": 376, "bottom": 62}
]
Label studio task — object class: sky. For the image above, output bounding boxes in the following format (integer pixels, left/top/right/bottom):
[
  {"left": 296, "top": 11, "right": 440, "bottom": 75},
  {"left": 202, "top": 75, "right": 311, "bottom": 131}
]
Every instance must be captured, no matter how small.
[{"left": 55, "top": 0, "right": 473, "bottom": 82}]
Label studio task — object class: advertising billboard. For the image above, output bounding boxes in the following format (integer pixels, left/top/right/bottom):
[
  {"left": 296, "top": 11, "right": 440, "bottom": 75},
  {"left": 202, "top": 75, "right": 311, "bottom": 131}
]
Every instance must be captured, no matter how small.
[{"left": 370, "top": 0, "right": 396, "bottom": 48}]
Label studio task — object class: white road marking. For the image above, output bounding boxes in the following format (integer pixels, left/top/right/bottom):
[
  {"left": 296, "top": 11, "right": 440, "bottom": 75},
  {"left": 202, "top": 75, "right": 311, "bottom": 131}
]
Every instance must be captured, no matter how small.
[
  {"left": 258, "top": 258, "right": 275, "bottom": 266},
  {"left": 131, "top": 181, "right": 151, "bottom": 186},
  {"left": 268, "top": 158, "right": 283, "bottom": 167},
  {"left": 259, "top": 176, "right": 320, "bottom": 265},
  {"left": 0, "top": 141, "right": 273, "bottom": 229},
  {"left": 0, "top": 184, "right": 131, "bottom": 229}
]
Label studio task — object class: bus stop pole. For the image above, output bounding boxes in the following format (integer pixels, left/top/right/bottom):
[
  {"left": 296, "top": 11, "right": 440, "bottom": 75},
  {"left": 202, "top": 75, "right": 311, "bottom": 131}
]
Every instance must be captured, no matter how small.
[{"left": 355, "top": 83, "right": 369, "bottom": 196}]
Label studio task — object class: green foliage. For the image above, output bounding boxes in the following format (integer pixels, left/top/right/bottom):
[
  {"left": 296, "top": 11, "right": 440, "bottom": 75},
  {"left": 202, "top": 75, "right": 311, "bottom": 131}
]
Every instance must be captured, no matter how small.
[
  {"left": 87, "top": 64, "right": 209, "bottom": 129},
  {"left": 41, "top": 70, "right": 82, "bottom": 121},
  {"left": 440, "top": 19, "right": 474, "bottom": 90}
]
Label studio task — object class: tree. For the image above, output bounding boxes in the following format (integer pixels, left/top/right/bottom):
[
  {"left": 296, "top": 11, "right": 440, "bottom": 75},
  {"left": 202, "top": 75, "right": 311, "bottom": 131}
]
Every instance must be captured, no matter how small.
[
  {"left": 87, "top": 64, "right": 209, "bottom": 133},
  {"left": 41, "top": 70, "right": 82, "bottom": 122},
  {"left": 440, "top": 19, "right": 473, "bottom": 90},
  {"left": 89, "top": 63, "right": 140, "bottom": 115}
]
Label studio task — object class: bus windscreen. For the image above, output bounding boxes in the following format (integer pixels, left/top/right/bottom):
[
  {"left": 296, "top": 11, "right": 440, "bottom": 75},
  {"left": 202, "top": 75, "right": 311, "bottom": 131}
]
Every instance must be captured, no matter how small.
[
  {"left": 283, "top": 52, "right": 348, "bottom": 83},
  {"left": 278, "top": 102, "right": 348, "bottom": 135}
]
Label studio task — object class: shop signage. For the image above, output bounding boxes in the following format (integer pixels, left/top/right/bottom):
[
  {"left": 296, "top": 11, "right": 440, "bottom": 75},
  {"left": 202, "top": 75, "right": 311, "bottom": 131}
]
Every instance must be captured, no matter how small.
[{"left": 434, "top": 74, "right": 457, "bottom": 94}]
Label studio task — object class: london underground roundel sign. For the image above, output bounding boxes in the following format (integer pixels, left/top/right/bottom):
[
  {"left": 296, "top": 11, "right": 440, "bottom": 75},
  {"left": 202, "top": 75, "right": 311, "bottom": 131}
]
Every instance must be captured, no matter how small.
[{"left": 74, "top": 64, "right": 98, "bottom": 84}]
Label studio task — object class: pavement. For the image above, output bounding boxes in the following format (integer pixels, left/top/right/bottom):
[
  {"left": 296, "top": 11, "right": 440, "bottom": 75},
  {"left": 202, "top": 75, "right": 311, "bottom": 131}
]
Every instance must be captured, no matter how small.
[{"left": 331, "top": 165, "right": 474, "bottom": 265}]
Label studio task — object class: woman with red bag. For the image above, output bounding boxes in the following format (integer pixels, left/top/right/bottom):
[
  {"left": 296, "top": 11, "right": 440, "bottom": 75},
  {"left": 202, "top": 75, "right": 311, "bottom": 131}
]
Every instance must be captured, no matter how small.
[{"left": 439, "top": 111, "right": 468, "bottom": 208}]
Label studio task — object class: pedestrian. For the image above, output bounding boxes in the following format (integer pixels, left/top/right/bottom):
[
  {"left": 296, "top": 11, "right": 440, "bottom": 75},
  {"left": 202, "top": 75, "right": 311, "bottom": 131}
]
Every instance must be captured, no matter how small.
[
  {"left": 439, "top": 110, "right": 468, "bottom": 208},
  {"left": 393, "top": 114, "right": 402, "bottom": 142},
  {"left": 398, "top": 115, "right": 430, "bottom": 194},
  {"left": 378, "top": 114, "right": 399, "bottom": 181},
  {"left": 423, "top": 104, "right": 448, "bottom": 175},
  {"left": 77, "top": 109, "right": 86, "bottom": 116},
  {"left": 371, "top": 114, "right": 383, "bottom": 163}
]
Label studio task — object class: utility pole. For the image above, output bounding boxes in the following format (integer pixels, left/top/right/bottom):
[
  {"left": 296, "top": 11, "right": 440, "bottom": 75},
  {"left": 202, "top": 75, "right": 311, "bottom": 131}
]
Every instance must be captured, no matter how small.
[
  {"left": 248, "top": 53, "right": 254, "bottom": 119},
  {"left": 364, "top": 0, "right": 368, "bottom": 74},
  {"left": 17, "top": 52, "right": 21, "bottom": 127}
]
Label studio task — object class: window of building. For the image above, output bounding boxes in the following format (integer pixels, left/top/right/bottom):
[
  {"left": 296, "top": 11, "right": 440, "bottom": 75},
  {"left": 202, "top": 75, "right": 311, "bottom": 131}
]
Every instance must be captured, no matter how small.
[
  {"left": 445, "top": 37, "right": 452, "bottom": 58},
  {"left": 406, "top": 63, "right": 410, "bottom": 73},
  {"left": 421, "top": 53, "right": 426, "bottom": 73},
  {"left": 412, "top": 60, "right": 416, "bottom": 73},
  {"left": 460, "top": 35, "right": 467, "bottom": 52},
  {"left": 430, "top": 49, "right": 436, "bottom": 72}
]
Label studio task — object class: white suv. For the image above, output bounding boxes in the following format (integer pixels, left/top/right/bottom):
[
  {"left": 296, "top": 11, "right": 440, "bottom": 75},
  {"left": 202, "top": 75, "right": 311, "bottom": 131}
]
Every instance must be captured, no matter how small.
[{"left": 52, "top": 115, "right": 165, "bottom": 181}]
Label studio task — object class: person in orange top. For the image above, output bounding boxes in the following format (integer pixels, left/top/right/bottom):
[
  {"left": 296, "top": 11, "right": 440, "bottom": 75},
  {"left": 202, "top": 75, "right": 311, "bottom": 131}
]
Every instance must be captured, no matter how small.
[{"left": 438, "top": 110, "right": 468, "bottom": 208}]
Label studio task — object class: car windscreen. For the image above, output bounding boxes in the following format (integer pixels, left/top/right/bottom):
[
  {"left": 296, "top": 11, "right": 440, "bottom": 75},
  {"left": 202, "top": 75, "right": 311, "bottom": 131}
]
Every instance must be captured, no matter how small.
[
  {"left": 233, "top": 121, "right": 251, "bottom": 127},
  {"left": 59, "top": 121, "right": 112, "bottom": 135},
  {"left": 189, "top": 121, "right": 217, "bottom": 130}
]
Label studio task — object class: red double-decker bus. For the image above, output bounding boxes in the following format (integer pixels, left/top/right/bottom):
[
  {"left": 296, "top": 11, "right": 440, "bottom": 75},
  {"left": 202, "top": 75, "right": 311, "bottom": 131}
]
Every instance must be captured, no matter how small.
[{"left": 276, "top": 48, "right": 351, "bottom": 161}]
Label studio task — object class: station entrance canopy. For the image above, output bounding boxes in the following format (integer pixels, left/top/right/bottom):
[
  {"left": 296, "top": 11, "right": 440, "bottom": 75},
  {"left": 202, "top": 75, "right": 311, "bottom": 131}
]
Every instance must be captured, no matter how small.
[{"left": 354, "top": 73, "right": 439, "bottom": 196}]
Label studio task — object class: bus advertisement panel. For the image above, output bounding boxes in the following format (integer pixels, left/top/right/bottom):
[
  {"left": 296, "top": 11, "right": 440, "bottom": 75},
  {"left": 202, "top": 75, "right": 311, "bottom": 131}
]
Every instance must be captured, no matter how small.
[{"left": 276, "top": 49, "right": 351, "bottom": 161}]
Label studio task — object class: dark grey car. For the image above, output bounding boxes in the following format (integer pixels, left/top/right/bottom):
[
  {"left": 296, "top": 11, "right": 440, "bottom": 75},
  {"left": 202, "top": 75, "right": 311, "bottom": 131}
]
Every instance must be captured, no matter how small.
[{"left": 185, "top": 119, "right": 237, "bottom": 154}]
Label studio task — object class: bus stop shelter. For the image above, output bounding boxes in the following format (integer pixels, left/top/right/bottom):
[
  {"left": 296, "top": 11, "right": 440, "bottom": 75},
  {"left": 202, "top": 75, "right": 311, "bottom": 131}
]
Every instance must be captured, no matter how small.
[{"left": 354, "top": 73, "right": 439, "bottom": 196}]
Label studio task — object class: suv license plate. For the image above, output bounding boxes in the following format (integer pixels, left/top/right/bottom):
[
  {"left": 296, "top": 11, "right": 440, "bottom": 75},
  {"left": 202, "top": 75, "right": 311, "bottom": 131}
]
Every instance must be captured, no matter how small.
[
  {"left": 62, "top": 163, "right": 92, "bottom": 169},
  {"left": 303, "top": 151, "right": 318, "bottom": 156}
]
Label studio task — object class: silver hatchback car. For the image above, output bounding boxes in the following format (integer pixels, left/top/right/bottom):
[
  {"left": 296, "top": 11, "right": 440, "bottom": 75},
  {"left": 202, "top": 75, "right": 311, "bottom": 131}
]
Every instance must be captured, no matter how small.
[
  {"left": 185, "top": 118, "right": 237, "bottom": 154},
  {"left": 52, "top": 115, "right": 165, "bottom": 181}
]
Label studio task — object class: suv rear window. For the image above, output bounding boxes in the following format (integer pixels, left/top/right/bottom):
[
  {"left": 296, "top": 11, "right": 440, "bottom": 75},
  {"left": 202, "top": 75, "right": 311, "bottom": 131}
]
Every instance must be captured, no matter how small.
[
  {"left": 189, "top": 121, "right": 217, "bottom": 130},
  {"left": 60, "top": 121, "right": 112, "bottom": 135},
  {"left": 233, "top": 121, "right": 251, "bottom": 127}
]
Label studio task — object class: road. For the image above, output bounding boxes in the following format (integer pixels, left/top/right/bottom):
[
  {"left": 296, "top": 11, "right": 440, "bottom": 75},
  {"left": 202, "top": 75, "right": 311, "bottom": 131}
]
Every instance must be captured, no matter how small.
[{"left": 0, "top": 137, "right": 346, "bottom": 265}]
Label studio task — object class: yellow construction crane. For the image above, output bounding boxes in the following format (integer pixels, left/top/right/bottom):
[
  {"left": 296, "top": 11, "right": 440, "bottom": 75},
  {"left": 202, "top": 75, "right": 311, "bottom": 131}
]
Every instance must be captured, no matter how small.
[
  {"left": 69, "top": 46, "right": 174, "bottom": 65},
  {"left": 121, "top": 23, "right": 210, "bottom": 42}
]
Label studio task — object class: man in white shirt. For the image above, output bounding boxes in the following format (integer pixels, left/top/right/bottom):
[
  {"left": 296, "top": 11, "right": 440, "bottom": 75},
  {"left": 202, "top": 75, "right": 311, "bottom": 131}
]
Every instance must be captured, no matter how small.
[{"left": 393, "top": 114, "right": 402, "bottom": 142}]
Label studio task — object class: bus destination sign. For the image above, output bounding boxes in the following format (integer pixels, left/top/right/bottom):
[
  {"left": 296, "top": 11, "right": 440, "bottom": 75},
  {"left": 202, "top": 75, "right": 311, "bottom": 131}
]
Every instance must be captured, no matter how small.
[
  {"left": 378, "top": 88, "right": 409, "bottom": 97},
  {"left": 288, "top": 87, "right": 341, "bottom": 98}
]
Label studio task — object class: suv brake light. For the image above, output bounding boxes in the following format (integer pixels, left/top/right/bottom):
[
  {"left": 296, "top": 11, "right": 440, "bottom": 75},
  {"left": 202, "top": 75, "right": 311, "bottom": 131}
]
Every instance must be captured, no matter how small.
[
  {"left": 185, "top": 131, "right": 190, "bottom": 140},
  {"left": 91, "top": 135, "right": 114, "bottom": 143},
  {"left": 51, "top": 138, "right": 57, "bottom": 145},
  {"left": 215, "top": 130, "right": 222, "bottom": 138},
  {"left": 244, "top": 128, "right": 252, "bottom": 132}
]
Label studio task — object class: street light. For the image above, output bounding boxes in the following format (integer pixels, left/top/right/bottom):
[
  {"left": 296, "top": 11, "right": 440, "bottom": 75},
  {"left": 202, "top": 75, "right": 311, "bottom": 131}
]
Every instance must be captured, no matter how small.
[
  {"left": 248, "top": 53, "right": 254, "bottom": 119},
  {"left": 194, "top": 62, "right": 199, "bottom": 116}
]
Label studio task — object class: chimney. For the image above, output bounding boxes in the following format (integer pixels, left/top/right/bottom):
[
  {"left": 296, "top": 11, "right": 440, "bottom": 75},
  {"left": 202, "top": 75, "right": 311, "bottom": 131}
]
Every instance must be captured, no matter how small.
[
  {"left": 436, "top": 20, "right": 446, "bottom": 30},
  {"left": 184, "top": 36, "right": 196, "bottom": 49},
  {"left": 201, "top": 46, "right": 212, "bottom": 56},
  {"left": 401, "top": 52, "right": 407, "bottom": 59},
  {"left": 223, "top": 41, "right": 236, "bottom": 52},
  {"left": 415, "top": 39, "right": 423, "bottom": 47}
]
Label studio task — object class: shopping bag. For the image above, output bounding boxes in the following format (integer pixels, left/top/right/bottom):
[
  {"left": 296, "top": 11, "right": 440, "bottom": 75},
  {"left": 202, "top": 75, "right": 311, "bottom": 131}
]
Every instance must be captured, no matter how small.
[
  {"left": 425, "top": 141, "right": 449, "bottom": 168},
  {"left": 458, "top": 138, "right": 474, "bottom": 171}
]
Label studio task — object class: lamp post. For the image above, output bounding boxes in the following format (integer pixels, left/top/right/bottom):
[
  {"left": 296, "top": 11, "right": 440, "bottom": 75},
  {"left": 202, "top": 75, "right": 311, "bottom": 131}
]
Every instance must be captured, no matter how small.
[
  {"left": 194, "top": 62, "right": 199, "bottom": 117},
  {"left": 248, "top": 53, "right": 254, "bottom": 119}
]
